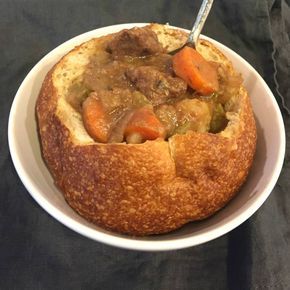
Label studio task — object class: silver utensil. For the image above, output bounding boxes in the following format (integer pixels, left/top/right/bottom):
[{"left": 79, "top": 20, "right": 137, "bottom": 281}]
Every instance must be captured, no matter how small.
[{"left": 170, "top": 0, "right": 214, "bottom": 54}]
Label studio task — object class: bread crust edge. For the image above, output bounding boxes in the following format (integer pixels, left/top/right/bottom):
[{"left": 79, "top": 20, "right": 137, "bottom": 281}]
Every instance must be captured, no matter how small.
[{"left": 36, "top": 24, "right": 257, "bottom": 235}]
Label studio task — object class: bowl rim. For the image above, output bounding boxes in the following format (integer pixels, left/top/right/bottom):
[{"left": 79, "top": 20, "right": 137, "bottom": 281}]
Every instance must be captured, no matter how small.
[{"left": 8, "top": 23, "right": 286, "bottom": 251}]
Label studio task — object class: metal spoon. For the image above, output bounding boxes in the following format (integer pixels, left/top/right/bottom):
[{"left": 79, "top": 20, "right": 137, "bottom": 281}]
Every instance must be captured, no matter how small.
[{"left": 170, "top": 0, "right": 214, "bottom": 54}]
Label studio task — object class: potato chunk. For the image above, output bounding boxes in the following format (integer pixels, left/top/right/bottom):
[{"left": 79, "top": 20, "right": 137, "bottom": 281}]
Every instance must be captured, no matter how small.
[{"left": 175, "top": 99, "right": 212, "bottom": 133}]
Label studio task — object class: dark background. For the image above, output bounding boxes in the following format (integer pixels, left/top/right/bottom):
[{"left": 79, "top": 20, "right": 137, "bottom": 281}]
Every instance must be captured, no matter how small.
[{"left": 1, "top": 0, "right": 290, "bottom": 289}]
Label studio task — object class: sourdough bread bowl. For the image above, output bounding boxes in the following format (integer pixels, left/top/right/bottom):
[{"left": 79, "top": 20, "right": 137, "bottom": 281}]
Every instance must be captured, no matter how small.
[
  {"left": 36, "top": 24, "right": 257, "bottom": 236},
  {"left": 9, "top": 23, "right": 285, "bottom": 250}
]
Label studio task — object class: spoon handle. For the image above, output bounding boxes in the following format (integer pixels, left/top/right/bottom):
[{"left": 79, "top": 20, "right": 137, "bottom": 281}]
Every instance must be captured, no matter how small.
[{"left": 188, "top": 0, "right": 214, "bottom": 48}]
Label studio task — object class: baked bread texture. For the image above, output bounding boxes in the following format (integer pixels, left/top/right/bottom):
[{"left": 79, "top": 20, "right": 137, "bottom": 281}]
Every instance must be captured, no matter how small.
[{"left": 36, "top": 24, "right": 257, "bottom": 235}]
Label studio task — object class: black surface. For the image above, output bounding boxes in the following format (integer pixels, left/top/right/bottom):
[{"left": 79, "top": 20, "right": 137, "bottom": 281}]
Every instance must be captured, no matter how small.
[{"left": 1, "top": 0, "right": 290, "bottom": 289}]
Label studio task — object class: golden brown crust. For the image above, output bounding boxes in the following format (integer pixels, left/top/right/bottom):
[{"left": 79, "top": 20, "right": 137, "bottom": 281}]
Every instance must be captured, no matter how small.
[{"left": 36, "top": 24, "right": 257, "bottom": 235}]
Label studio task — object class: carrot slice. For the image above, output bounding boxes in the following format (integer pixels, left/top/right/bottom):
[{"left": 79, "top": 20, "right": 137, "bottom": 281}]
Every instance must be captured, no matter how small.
[
  {"left": 82, "top": 94, "right": 110, "bottom": 143},
  {"left": 124, "top": 107, "right": 165, "bottom": 141},
  {"left": 172, "top": 46, "right": 219, "bottom": 95}
]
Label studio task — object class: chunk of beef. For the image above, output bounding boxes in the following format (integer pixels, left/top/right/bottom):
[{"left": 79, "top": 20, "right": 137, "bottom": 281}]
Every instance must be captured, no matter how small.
[
  {"left": 106, "top": 27, "right": 164, "bottom": 57},
  {"left": 126, "top": 66, "right": 187, "bottom": 106}
]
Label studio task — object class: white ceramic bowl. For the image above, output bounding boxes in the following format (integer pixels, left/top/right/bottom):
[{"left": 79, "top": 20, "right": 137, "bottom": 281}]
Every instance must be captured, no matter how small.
[{"left": 8, "top": 23, "right": 285, "bottom": 251}]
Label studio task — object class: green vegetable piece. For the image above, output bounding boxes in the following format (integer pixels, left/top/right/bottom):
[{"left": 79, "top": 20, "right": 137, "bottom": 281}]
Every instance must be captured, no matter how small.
[{"left": 174, "top": 121, "right": 191, "bottom": 135}]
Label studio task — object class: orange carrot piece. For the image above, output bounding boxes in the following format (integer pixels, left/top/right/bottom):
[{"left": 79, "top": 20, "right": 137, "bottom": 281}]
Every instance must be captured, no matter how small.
[
  {"left": 172, "top": 46, "right": 219, "bottom": 95},
  {"left": 82, "top": 94, "right": 110, "bottom": 143},
  {"left": 124, "top": 107, "right": 165, "bottom": 141}
]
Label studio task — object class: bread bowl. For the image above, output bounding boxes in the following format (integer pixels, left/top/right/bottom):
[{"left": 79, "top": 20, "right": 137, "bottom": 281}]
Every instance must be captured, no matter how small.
[{"left": 36, "top": 23, "right": 257, "bottom": 235}]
